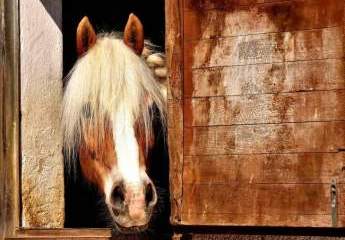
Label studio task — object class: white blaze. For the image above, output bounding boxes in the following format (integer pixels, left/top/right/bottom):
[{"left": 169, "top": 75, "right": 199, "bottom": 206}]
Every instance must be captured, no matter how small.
[{"left": 113, "top": 109, "right": 141, "bottom": 185}]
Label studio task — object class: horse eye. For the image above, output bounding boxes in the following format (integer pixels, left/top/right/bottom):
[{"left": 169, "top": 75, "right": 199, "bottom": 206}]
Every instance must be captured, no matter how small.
[{"left": 82, "top": 103, "right": 92, "bottom": 119}]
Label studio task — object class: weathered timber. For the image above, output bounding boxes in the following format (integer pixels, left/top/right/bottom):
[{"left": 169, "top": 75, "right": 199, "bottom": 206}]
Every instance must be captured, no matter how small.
[
  {"left": 167, "top": 0, "right": 345, "bottom": 228},
  {"left": 6, "top": 229, "right": 111, "bottom": 240},
  {"left": 184, "top": 121, "right": 345, "bottom": 155},
  {"left": 183, "top": 234, "right": 345, "bottom": 240},
  {"left": 168, "top": 99, "right": 184, "bottom": 224},
  {"left": 166, "top": 0, "right": 184, "bottom": 100},
  {"left": 0, "top": 0, "right": 20, "bottom": 238},
  {"left": 181, "top": 183, "right": 343, "bottom": 226},
  {"left": 184, "top": 0, "right": 343, "bottom": 40},
  {"left": 185, "top": 27, "right": 343, "bottom": 69},
  {"left": 185, "top": 59, "right": 345, "bottom": 97},
  {"left": 166, "top": 0, "right": 184, "bottom": 224},
  {"left": 183, "top": 153, "right": 345, "bottom": 184},
  {"left": 184, "top": 90, "right": 345, "bottom": 126},
  {"left": 180, "top": 213, "right": 344, "bottom": 227}
]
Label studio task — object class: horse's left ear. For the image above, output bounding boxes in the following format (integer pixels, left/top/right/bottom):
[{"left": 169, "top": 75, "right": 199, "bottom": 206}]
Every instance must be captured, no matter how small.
[
  {"left": 124, "top": 13, "right": 144, "bottom": 55},
  {"left": 76, "top": 16, "right": 97, "bottom": 56}
]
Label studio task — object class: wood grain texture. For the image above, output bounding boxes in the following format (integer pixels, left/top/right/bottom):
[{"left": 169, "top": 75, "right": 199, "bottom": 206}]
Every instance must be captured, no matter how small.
[
  {"left": 184, "top": 121, "right": 345, "bottom": 155},
  {"left": 186, "top": 59, "right": 345, "bottom": 97},
  {"left": 0, "top": 0, "right": 20, "bottom": 238},
  {"left": 180, "top": 213, "right": 345, "bottom": 227},
  {"left": 182, "top": 183, "right": 332, "bottom": 215},
  {"left": 166, "top": 0, "right": 184, "bottom": 224},
  {"left": 185, "top": 27, "right": 343, "bottom": 69},
  {"left": 166, "top": 0, "right": 184, "bottom": 100},
  {"left": 6, "top": 229, "right": 111, "bottom": 239},
  {"left": 181, "top": 183, "right": 343, "bottom": 226},
  {"left": 185, "top": 90, "right": 345, "bottom": 126},
  {"left": 184, "top": 234, "right": 345, "bottom": 240},
  {"left": 184, "top": 0, "right": 344, "bottom": 40},
  {"left": 184, "top": 0, "right": 343, "bottom": 11},
  {"left": 168, "top": 0, "right": 345, "bottom": 228},
  {"left": 168, "top": 99, "right": 184, "bottom": 224},
  {"left": 0, "top": 2, "right": 4, "bottom": 235},
  {"left": 184, "top": 153, "right": 345, "bottom": 184}
]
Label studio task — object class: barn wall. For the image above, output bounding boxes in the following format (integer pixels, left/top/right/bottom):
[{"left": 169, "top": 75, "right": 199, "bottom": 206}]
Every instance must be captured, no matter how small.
[
  {"left": 20, "top": 0, "right": 64, "bottom": 227},
  {"left": 167, "top": 0, "right": 345, "bottom": 228}
]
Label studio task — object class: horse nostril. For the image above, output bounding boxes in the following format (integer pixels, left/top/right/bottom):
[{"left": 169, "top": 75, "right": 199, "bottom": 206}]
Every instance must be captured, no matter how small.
[
  {"left": 111, "top": 185, "right": 125, "bottom": 212},
  {"left": 145, "top": 183, "right": 156, "bottom": 207}
]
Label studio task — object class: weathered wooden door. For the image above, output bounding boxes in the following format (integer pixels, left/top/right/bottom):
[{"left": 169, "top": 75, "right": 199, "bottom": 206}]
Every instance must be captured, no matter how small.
[{"left": 167, "top": 0, "right": 345, "bottom": 227}]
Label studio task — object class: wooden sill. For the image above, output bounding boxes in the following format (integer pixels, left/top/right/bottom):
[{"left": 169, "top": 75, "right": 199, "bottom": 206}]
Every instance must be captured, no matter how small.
[{"left": 6, "top": 228, "right": 112, "bottom": 239}]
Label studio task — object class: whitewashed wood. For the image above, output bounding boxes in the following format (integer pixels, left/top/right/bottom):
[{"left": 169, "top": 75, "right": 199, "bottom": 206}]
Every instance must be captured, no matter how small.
[
  {"left": 186, "top": 27, "right": 343, "bottom": 69},
  {"left": 184, "top": 0, "right": 343, "bottom": 40},
  {"left": 186, "top": 59, "right": 345, "bottom": 97},
  {"left": 20, "top": 0, "right": 64, "bottom": 228},
  {"left": 185, "top": 90, "right": 345, "bottom": 126}
]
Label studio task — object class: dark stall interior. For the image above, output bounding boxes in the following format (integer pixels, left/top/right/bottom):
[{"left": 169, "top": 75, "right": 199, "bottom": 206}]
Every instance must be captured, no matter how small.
[{"left": 62, "top": 1, "right": 171, "bottom": 239}]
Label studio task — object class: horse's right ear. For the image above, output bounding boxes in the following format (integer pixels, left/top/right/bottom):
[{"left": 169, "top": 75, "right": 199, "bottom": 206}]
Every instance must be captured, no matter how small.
[
  {"left": 76, "top": 16, "right": 97, "bottom": 56},
  {"left": 123, "top": 13, "right": 144, "bottom": 55}
]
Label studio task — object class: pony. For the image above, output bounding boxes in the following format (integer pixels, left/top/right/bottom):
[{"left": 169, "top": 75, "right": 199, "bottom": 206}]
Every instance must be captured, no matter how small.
[{"left": 62, "top": 14, "right": 168, "bottom": 235}]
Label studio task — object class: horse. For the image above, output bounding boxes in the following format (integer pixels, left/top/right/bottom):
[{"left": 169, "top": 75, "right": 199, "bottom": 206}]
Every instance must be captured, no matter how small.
[{"left": 62, "top": 14, "right": 170, "bottom": 237}]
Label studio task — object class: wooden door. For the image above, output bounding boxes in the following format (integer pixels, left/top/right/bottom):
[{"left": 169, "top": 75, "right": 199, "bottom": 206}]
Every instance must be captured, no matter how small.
[{"left": 167, "top": 0, "right": 345, "bottom": 227}]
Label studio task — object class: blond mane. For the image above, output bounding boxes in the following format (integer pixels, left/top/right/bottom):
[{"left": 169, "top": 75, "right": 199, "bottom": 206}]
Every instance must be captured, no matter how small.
[{"left": 62, "top": 34, "right": 166, "bottom": 168}]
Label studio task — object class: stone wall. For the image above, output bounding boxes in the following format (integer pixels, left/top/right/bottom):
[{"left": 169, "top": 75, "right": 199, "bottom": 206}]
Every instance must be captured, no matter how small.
[{"left": 20, "top": 0, "right": 64, "bottom": 228}]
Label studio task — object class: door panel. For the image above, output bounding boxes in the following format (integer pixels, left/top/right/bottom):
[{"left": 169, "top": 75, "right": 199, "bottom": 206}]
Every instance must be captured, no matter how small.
[{"left": 167, "top": 0, "right": 345, "bottom": 227}]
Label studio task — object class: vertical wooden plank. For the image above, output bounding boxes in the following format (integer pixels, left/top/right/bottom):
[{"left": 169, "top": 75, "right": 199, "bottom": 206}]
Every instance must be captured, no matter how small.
[
  {"left": 0, "top": 0, "right": 20, "bottom": 238},
  {"left": 20, "top": 0, "right": 64, "bottom": 228},
  {"left": 166, "top": 0, "right": 184, "bottom": 100},
  {"left": 166, "top": 0, "right": 184, "bottom": 224},
  {"left": 0, "top": 2, "right": 5, "bottom": 238},
  {"left": 0, "top": 1, "right": 4, "bottom": 236},
  {"left": 167, "top": 99, "right": 184, "bottom": 224}
]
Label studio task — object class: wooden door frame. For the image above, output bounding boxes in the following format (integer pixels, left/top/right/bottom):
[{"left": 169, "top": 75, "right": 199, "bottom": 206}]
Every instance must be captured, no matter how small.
[
  {"left": 0, "top": 0, "right": 20, "bottom": 238},
  {"left": 166, "top": 0, "right": 184, "bottom": 225}
]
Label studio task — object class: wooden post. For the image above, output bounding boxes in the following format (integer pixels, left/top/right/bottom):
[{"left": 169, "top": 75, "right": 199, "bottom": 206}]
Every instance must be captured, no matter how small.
[
  {"left": 0, "top": 0, "right": 20, "bottom": 238},
  {"left": 166, "top": 0, "right": 184, "bottom": 225}
]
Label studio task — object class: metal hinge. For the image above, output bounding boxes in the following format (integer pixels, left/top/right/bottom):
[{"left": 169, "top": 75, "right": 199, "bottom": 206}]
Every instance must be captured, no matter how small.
[{"left": 331, "top": 178, "right": 337, "bottom": 227}]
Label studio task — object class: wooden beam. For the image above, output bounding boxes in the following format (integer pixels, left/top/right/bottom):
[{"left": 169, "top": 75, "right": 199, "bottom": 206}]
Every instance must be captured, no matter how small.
[
  {"left": 6, "top": 229, "right": 112, "bottom": 239},
  {"left": 166, "top": 0, "right": 185, "bottom": 224},
  {"left": 0, "top": 0, "right": 20, "bottom": 238}
]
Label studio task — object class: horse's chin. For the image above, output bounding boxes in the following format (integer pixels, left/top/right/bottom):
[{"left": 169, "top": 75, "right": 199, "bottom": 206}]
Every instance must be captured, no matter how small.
[
  {"left": 112, "top": 221, "right": 149, "bottom": 234},
  {"left": 108, "top": 208, "right": 150, "bottom": 234}
]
